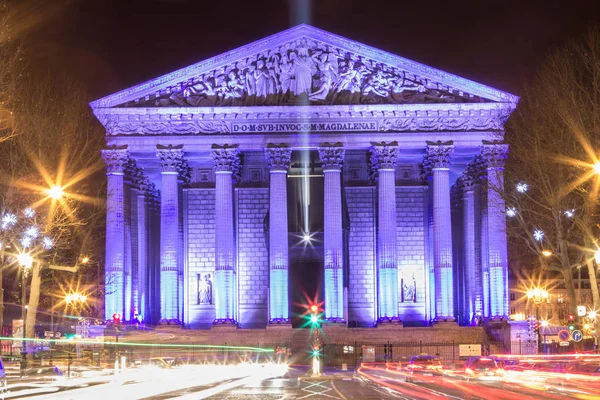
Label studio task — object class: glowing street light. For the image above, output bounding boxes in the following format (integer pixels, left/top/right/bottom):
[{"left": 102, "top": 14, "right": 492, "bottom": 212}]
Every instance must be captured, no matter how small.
[
  {"left": 541, "top": 250, "right": 552, "bottom": 257},
  {"left": 595, "top": 249, "right": 600, "bottom": 265},
  {"left": 589, "top": 310, "right": 597, "bottom": 320},
  {"left": 81, "top": 256, "right": 90, "bottom": 264},
  {"left": 17, "top": 252, "right": 33, "bottom": 269},
  {"left": 540, "top": 320, "right": 549, "bottom": 328},
  {"left": 47, "top": 185, "right": 64, "bottom": 200},
  {"left": 594, "top": 162, "right": 600, "bottom": 175}
]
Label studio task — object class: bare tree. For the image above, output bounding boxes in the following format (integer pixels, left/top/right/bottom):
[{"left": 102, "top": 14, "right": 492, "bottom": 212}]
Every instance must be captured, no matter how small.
[
  {"left": 0, "top": 70, "right": 104, "bottom": 355},
  {"left": 505, "top": 27, "right": 600, "bottom": 325}
]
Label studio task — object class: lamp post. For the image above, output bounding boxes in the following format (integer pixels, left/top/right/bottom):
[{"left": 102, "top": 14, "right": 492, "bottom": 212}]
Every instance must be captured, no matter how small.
[
  {"left": 527, "top": 287, "right": 549, "bottom": 354},
  {"left": 17, "top": 252, "right": 32, "bottom": 378}
]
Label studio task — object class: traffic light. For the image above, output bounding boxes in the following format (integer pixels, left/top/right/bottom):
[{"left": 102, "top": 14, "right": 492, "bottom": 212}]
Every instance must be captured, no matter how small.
[
  {"left": 567, "top": 314, "right": 576, "bottom": 331},
  {"left": 533, "top": 320, "right": 539, "bottom": 334},
  {"left": 113, "top": 313, "right": 121, "bottom": 325},
  {"left": 309, "top": 305, "right": 320, "bottom": 326}
]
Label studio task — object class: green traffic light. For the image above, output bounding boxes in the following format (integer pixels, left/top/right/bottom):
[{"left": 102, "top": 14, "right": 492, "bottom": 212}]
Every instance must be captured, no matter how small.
[
  {"left": 312, "top": 349, "right": 319, "bottom": 357},
  {"left": 310, "top": 314, "right": 318, "bottom": 324},
  {"left": 568, "top": 324, "right": 575, "bottom": 331}
]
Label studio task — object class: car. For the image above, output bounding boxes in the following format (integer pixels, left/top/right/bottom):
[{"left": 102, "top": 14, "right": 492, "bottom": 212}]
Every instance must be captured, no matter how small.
[
  {"left": 464, "top": 357, "right": 504, "bottom": 380},
  {"left": 145, "top": 357, "right": 182, "bottom": 369},
  {"left": 0, "top": 356, "right": 6, "bottom": 394},
  {"left": 23, "top": 366, "right": 64, "bottom": 381},
  {"left": 405, "top": 355, "right": 443, "bottom": 382}
]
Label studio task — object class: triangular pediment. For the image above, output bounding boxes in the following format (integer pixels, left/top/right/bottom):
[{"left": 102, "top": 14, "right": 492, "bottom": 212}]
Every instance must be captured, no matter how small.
[{"left": 90, "top": 24, "right": 517, "bottom": 110}]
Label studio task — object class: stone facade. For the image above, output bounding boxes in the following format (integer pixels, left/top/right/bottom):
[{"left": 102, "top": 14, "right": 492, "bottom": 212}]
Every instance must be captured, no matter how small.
[{"left": 94, "top": 25, "right": 517, "bottom": 331}]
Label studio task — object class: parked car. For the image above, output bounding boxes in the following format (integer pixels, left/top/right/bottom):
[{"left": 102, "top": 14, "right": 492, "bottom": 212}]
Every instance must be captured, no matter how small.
[
  {"left": 0, "top": 356, "right": 6, "bottom": 394},
  {"left": 405, "top": 355, "right": 443, "bottom": 382},
  {"left": 464, "top": 357, "right": 504, "bottom": 380},
  {"left": 145, "top": 357, "right": 183, "bottom": 369},
  {"left": 23, "top": 366, "right": 64, "bottom": 380}
]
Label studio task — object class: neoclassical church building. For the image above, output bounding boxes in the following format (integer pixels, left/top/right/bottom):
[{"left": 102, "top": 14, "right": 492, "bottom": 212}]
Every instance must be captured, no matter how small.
[{"left": 92, "top": 25, "right": 518, "bottom": 329}]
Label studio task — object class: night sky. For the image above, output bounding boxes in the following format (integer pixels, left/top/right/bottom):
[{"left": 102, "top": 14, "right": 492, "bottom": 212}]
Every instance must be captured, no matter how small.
[{"left": 20, "top": 0, "right": 600, "bottom": 102}]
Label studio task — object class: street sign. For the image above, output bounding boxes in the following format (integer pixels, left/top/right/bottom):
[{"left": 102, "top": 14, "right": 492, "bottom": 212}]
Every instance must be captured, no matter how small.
[
  {"left": 558, "top": 330, "right": 571, "bottom": 341},
  {"left": 577, "top": 305, "right": 586, "bottom": 317},
  {"left": 572, "top": 330, "right": 583, "bottom": 342},
  {"left": 559, "top": 341, "right": 570, "bottom": 347}
]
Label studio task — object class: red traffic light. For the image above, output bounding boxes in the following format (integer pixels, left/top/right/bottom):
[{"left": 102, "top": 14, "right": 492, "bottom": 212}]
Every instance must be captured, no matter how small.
[
  {"left": 567, "top": 314, "right": 575, "bottom": 322},
  {"left": 310, "top": 305, "right": 318, "bottom": 313},
  {"left": 113, "top": 313, "right": 121, "bottom": 324}
]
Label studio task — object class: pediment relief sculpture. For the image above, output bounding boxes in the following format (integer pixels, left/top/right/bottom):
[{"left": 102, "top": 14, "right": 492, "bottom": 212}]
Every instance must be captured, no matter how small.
[{"left": 125, "top": 39, "right": 488, "bottom": 108}]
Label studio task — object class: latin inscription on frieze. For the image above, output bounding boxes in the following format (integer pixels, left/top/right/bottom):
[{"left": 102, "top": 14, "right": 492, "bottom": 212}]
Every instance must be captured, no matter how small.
[{"left": 231, "top": 121, "right": 377, "bottom": 133}]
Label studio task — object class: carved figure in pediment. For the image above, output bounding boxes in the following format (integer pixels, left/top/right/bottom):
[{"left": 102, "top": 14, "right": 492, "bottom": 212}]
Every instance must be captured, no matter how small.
[
  {"left": 276, "top": 53, "right": 293, "bottom": 96},
  {"left": 254, "top": 59, "right": 270, "bottom": 99},
  {"left": 245, "top": 64, "right": 256, "bottom": 98},
  {"left": 310, "top": 52, "right": 338, "bottom": 101},
  {"left": 291, "top": 46, "right": 315, "bottom": 96},
  {"left": 138, "top": 38, "right": 475, "bottom": 108},
  {"left": 227, "top": 71, "right": 245, "bottom": 99}
]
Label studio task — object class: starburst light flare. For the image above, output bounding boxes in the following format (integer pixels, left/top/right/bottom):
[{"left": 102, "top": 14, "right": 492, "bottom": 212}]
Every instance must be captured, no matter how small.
[{"left": 533, "top": 230, "right": 544, "bottom": 241}]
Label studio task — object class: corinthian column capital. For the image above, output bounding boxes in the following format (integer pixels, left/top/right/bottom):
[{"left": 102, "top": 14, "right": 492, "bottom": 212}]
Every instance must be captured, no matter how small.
[
  {"left": 318, "top": 143, "right": 345, "bottom": 171},
  {"left": 157, "top": 144, "right": 184, "bottom": 173},
  {"left": 369, "top": 141, "right": 399, "bottom": 170},
  {"left": 101, "top": 145, "right": 129, "bottom": 174},
  {"left": 425, "top": 140, "right": 454, "bottom": 169},
  {"left": 211, "top": 144, "right": 240, "bottom": 173},
  {"left": 481, "top": 141, "right": 509, "bottom": 169},
  {"left": 265, "top": 144, "right": 292, "bottom": 172}
]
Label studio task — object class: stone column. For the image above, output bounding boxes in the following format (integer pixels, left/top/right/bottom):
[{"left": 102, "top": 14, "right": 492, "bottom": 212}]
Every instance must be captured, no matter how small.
[
  {"left": 133, "top": 173, "right": 150, "bottom": 322},
  {"left": 265, "top": 145, "right": 292, "bottom": 323},
  {"left": 101, "top": 146, "right": 129, "bottom": 321},
  {"left": 157, "top": 144, "right": 184, "bottom": 323},
  {"left": 461, "top": 171, "right": 477, "bottom": 322},
  {"left": 369, "top": 142, "right": 400, "bottom": 322},
  {"left": 482, "top": 142, "right": 509, "bottom": 318},
  {"left": 318, "top": 144, "right": 345, "bottom": 322},
  {"left": 211, "top": 145, "right": 240, "bottom": 324},
  {"left": 426, "top": 141, "right": 455, "bottom": 321}
]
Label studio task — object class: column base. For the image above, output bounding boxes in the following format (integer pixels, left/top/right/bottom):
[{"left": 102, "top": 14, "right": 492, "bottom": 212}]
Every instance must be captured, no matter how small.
[
  {"left": 434, "top": 316, "right": 458, "bottom": 325},
  {"left": 159, "top": 319, "right": 182, "bottom": 325},
  {"left": 212, "top": 318, "right": 238, "bottom": 330},
  {"left": 325, "top": 318, "right": 347, "bottom": 326},
  {"left": 377, "top": 316, "right": 403, "bottom": 326}
]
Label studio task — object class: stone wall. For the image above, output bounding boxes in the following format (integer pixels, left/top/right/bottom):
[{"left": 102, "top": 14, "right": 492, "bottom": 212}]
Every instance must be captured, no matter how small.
[
  {"left": 345, "top": 186, "right": 376, "bottom": 326},
  {"left": 396, "top": 186, "right": 427, "bottom": 321},
  {"left": 236, "top": 187, "right": 269, "bottom": 328},
  {"left": 185, "top": 188, "right": 216, "bottom": 327}
]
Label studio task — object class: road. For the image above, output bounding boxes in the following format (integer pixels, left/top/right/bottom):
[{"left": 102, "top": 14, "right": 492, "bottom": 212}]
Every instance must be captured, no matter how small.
[{"left": 4, "top": 362, "right": 599, "bottom": 399}]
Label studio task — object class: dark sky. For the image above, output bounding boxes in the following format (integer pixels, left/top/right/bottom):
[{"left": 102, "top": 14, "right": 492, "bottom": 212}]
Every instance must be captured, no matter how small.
[{"left": 21, "top": 0, "right": 600, "bottom": 100}]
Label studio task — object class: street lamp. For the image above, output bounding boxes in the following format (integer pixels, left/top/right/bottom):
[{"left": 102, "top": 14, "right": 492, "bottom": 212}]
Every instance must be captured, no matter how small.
[
  {"left": 526, "top": 287, "right": 549, "bottom": 354},
  {"left": 47, "top": 185, "right": 64, "bottom": 200},
  {"left": 17, "top": 251, "right": 33, "bottom": 378}
]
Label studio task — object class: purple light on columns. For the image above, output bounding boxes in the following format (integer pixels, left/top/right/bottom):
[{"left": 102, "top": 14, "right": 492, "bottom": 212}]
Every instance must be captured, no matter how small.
[
  {"left": 101, "top": 146, "right": 129, "bottom": 321},
  {"left": 461, "top": 170, "right": 478, "bottom": 322},
  {"left": 426, "top": 141, "right": 455, "bottom": 321},
  {"left": 370, "top": 142, "right": 399, "bottom": 322},
  {"left": 157, "top": 144, "right": 184, "bottom": 323},
  {"left": 265, "top": 145, "right": 292, "bottom": 323},
  {"left": 318, "top": 144, "right": 345, "bottom": 321},
  {"left": 211, "top": 145, "right": 240, "bottom": 324},
  {"left": 482, "top": 142, "right": 509, "bottom": 318}
]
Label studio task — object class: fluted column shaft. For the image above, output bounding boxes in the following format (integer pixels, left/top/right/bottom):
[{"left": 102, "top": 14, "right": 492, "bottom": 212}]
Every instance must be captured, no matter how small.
[
  {"left": 212, "top": 146, "right": 240, "bottom": 323},
  {"left": 319, "top": 146, "right": 345, "bottom": 321},
  {"left": 427, "top": 143, "right": 455, "bottom": 321},
  {"left": 266, "top": 146, "right": 292, "bottom": 322},
  {"left": 101, "top": 147, "right": 129, "bottom": 321},
  {"left": 370, "top": 143, "right": 399, "bottom": 321},
  {"left": 482, "top": 144, "right": 509, "bottom": 318},
  {"left": 462, "top": 179, "right": 477, "bottom": 321},
  {"left": 157, "top": 145, "right": 183, "bottom": 322}
]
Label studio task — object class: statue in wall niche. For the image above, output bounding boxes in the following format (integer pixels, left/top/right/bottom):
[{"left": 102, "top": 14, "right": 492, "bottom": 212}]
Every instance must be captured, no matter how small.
[
  {"left": 139, "top": 39, "right": 469, "bottom": 108},
  {"left": 402, "top": 278, "right": 416, "bottom": 302},
  {"left": 198, "top": 273, "right": 213, "bottom": 304}
]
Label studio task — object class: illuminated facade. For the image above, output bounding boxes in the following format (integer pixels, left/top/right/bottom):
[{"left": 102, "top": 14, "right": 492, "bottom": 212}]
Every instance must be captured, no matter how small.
[{"left": 93, "top": 25, "right": 517, "bottom": 328}]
